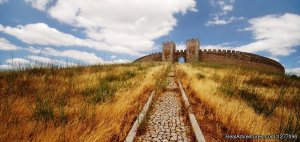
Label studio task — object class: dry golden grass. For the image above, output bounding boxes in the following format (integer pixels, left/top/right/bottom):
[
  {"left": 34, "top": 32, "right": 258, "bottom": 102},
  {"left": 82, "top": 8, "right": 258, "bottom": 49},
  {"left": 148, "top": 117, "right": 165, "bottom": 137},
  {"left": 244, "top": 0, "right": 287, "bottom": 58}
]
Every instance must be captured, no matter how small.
[
  {"left": 177, "top": 62, "right": 299, "bottom": 141},
  {"left": 0, "top": 62, "right": 168, "bottom": 141}
]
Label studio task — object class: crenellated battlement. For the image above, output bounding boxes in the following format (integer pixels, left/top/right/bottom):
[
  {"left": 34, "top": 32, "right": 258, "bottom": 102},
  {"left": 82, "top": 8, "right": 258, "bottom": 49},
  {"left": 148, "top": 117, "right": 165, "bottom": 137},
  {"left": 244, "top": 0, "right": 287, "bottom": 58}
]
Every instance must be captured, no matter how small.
[{"left": 133, "top": 38, "right": 285, "bottom": 73}]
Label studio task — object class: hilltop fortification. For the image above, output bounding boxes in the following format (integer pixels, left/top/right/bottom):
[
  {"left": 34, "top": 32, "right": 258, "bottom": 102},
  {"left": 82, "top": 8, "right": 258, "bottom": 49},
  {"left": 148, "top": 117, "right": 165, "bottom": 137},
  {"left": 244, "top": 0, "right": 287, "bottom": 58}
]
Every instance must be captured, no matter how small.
[{"left": 134, "top": 38, "right": 284, "bottom": 73}]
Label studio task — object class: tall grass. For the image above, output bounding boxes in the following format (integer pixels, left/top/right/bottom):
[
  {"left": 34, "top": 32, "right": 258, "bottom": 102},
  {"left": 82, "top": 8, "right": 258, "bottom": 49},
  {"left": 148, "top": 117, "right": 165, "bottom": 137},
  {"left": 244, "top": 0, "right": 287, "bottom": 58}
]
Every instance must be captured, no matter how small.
[
  {"left": 0, "top": 62, "right": 166, "bottom": 141},
  {"left": 177, "top": 62, "right": 300, "bottom": 140}
]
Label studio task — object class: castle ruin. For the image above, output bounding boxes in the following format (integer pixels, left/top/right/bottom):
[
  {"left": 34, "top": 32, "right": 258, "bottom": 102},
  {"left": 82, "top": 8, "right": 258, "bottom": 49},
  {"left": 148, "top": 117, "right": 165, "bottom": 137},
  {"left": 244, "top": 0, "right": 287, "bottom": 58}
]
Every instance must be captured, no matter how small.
[{"left": 134, "top": 38, "right": 285, "bottom": 74}]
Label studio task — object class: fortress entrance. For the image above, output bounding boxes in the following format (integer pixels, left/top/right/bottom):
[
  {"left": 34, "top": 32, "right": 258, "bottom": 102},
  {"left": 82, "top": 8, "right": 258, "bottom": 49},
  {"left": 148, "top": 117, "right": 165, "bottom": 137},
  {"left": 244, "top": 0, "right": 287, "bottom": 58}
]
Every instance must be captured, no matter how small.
[
  {"left": 178, "top": 57, "right": 185, "bottom": 63},
  {"left": 162, "top": 38, "right": 200, "bottom": 63}
]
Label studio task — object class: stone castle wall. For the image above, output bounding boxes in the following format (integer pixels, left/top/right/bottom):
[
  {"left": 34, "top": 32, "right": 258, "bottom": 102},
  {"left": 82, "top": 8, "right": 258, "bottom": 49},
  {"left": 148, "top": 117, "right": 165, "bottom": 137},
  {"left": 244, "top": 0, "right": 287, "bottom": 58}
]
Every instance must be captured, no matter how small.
[
  {"left": 133, "top": 52, "right": 162, "bottom": 62},
  {"left": 133, "top": 38, "right": 284, "bottom": 74},
  {"left": 133, "top": 49, "right": 284, "bottom": 73},
  {"left": 199, "top": 49, "right": 284, "bottom": 73}
]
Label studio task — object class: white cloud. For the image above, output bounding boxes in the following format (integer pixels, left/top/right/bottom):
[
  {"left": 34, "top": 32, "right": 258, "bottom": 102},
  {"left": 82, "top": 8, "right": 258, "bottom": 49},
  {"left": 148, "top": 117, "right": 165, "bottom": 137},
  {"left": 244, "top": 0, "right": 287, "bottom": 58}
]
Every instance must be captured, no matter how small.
[
  {"left": 46, "top": 0, "right": 196, "bottom": 54},
  {"left": 0, "top": 58, "right": 32, "bottom": 70},
  {"left": 27, "top": 55, "right": 75, "bottom": 66},
  {"left": 45, "top": 48, "right": 104, "bottom": 64},
  {"left": 0, "top": 38, "right": 19, "bottom": 50},
  {"left": 25, "top": 47, "right": 104, "bottom": 64},
  {"left": 205, "top": 16, "right": 243, "bottom": 26},
  {"left": 204, "top": 13, "right": 300, "bottom": 57},
  {"left": 6, "top": 0, "right": 197, "bottom": 56},
  {"left": 0, "top": 54, "right": 130, "bottom": 70},
  {"left": 0, "top": 23, "right": 142, "bottom": 56},
  {"left": 206, "top": 0, "right": 242, "bottom": 26},
  {"left": 6, "top": 58, "right": 30, "bottom": 64},
  {"left": 267, "top": 57, "right": 280, "bottom": 62},
  {"left": 110, "top": 55, "right": 116, "bottom": 59},
  {"left": 223, "top": 5, "right": 233, "bottom": 13},
  {"left": 107, "top": 59, "right": 132, "bottom": 64},
  {"left": 0, "top": 64, "right": 12, "bottom": 70},
  {"left": 286, "top": 67, "right": 300, "bottom": 76},
  {"left": 0, "top": 0, "right": 8, "bottom": 4},
  {"left": 25, "top": 0, "right": 53, "bottom": 11},
  {"left": 202, "top": 44, "right": 232, "bottom": 50},
  {"left": 0, "top": 23, "right": 85, "bottom": 46},
  {"left": 176, "top": 42, "right": 186, "bottom": 50},
  {"left": 235, "top": 13, "right": 300, "bottom": 56},
  {"left": 0, "top": 56, "right": 74, "bottom": 70}
]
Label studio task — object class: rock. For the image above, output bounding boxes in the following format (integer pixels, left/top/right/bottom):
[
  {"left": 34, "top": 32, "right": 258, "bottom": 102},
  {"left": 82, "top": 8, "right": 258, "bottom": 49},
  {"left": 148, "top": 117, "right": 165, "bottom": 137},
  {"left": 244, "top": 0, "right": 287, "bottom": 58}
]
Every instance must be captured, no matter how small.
[{"left": 170, "top": 136, "right": 177, "bottom": 141}]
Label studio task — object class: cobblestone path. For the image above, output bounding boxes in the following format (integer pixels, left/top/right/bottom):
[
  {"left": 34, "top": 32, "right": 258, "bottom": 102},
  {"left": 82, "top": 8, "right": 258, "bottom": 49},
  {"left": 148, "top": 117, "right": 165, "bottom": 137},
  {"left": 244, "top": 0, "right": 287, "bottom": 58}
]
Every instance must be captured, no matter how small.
[{"left": 137, "top": 71, "right": 192, "bottom": 142}]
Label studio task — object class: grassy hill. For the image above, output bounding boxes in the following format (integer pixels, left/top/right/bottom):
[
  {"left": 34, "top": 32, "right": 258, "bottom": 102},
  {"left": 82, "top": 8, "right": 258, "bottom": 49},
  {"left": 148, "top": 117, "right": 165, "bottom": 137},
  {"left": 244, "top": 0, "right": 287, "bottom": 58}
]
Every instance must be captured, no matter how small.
[
  {"left": 0, "top": 63, "right": 169, "bottom": 141},
  {"left": 177, "top": 62, "right": 300, "bottom": 141},
  {"left": 0, "top": 62, "right": 299, "bottom": 141}
]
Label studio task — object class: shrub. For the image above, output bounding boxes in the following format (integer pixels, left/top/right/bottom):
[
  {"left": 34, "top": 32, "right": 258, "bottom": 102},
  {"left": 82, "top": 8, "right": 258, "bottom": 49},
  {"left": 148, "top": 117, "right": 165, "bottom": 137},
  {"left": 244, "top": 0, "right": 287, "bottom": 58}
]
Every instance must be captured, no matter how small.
[
  {"left": 196, "top": 73, "right": 205, "bottom": 80},
  {"left": 218, "top": 75, "right": 238, "bottom": 97},
  {"left": 121, "top": 70, "right": 136, "bottom": 80},
  {"left": 32, "top": 96, "right": 54, "bottom": 122}
]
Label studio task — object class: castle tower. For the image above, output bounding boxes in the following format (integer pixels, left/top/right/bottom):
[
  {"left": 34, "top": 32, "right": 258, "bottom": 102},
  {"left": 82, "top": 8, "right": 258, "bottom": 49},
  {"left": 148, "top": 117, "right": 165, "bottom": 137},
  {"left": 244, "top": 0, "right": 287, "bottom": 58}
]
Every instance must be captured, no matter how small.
[
  {"left": 186, "top": 38, "right": 200, "bottom": 62},
  {"left": 162, "top": 41, "right": 176, "bottom": 62}
]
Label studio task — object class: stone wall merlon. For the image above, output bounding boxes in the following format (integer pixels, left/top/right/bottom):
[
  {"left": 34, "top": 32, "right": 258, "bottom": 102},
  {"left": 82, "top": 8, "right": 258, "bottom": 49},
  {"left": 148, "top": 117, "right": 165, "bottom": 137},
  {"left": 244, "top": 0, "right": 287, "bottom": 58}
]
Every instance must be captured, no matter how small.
[{"left": 186, "top": 38, "right": 199, "bottom": 42}]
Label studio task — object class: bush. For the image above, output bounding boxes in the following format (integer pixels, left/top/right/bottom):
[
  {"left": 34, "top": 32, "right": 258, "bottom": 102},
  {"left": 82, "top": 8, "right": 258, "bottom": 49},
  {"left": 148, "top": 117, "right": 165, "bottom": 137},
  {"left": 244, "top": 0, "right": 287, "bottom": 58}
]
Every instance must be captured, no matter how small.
[
  {"left": 32, "top": 97, "right": 54, "bottom": 122},
  {"left": 196, "top": 73, "right": 205, "bottom": 80},
  {"left": 218, "top": 75, "right": 238, "bottom": 97}
]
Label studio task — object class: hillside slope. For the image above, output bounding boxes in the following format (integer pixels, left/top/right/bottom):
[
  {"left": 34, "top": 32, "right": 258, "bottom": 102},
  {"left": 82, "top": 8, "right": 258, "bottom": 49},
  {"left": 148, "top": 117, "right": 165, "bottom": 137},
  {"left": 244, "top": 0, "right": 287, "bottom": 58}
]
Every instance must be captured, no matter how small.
[
  {"left": 0, "top": 63, "right": 168, "bottom": 141},
  {"left": 177, "top": 62, "right": 299, "bottom": 141}
]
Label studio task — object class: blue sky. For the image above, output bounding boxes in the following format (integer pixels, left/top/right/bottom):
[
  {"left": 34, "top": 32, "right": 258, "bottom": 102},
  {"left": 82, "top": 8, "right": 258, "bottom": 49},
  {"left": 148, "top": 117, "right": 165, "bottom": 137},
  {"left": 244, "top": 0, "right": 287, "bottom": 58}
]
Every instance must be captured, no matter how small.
[{"left": 0, "top": 0, "right": 300, "bottom": 75}]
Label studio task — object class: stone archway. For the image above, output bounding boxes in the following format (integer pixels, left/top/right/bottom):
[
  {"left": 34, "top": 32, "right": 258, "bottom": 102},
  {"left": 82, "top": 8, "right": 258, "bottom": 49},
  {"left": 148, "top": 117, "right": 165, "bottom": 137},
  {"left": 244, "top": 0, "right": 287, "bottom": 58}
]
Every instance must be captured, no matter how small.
[{"left": 178, "top": 56, "right": 185, "bottom": 63}]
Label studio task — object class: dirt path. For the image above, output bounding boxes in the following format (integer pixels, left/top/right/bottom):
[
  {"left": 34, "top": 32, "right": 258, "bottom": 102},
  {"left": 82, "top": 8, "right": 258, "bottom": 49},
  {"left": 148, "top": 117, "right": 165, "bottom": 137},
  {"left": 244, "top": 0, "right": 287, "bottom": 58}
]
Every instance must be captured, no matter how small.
[{"left": 136, "top": 70, "right": 193, "bottom": 142}]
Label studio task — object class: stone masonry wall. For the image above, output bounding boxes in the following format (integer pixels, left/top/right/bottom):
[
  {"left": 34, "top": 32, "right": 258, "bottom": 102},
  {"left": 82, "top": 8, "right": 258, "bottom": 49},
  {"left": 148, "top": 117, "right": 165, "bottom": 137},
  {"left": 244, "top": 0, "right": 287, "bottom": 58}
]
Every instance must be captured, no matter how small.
[
  {"left": 133, "top": 52, "right": 162, "bottom": 62},
  {"left": 133, "top": 49, "right": 284, "bottom": 73},
  {"left": 133, "top": 39, "right": 284, "bottom": 74},
  {"left": 186, "top": 38, "right": 199, "bottom": 62},
  {"left": 162, "top": 42, "right": 176, "bottom": 62},
  {"left": 199, "top": 49, "right": 284, "bottom": 73}
]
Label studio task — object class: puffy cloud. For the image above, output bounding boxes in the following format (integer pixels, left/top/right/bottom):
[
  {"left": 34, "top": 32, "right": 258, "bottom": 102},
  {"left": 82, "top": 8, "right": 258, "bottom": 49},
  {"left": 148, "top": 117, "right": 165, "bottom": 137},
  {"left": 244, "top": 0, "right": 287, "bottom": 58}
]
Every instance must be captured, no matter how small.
[
  {"left": 0, "top": 23, "right": 142, "bottom": 55},
  {"left": 176, "top": 42, "right": 186, "bottom": 50},
  {"left": 0, "top": 23, "right": 85, "bottom": 46},
  {"left": 286, "top": 67, "right": 300, "bottom": 76},
  {"left": 5, "top": 0, "right": 197, "bottom": 56},
  {"left": 44, "top": 48, "right": 104, "bottom": 64},
  {"left": 210, "top": 0, "right": 235, "bottom": 15},
  {"left": 27, "top": 55, "right": 75, "bottom": 66},
  {"left": 204, "top": 13, "right": 300, "bottom": 57},
  {"left": 46, "top": 0, "right": 196, "bottom": 54},
  {"left": 25, "top": 47, "right": 104, "bottom": 64},
  {"left": 106, "top": 59, "right": 132, "bottom": 64},
  {"left": 0, "top": 56, "right": 74, "bottom": 70},
  {"left": 25, "top": 0, "right": 53, "bottom": 10},
  {"left": 0, "top": 58, "right": 31, "bottom": 70},
  {"left": 6, "top": 58, "right": 30, "bottom": 64},
  {"left": 0, "top": 54, "right": 130, "bottom": 70},
  {"left": 0, "top": 64, "right": 12, "bottom": 70},
  {"left": 235, "top": 13, "right": 300, "bottom": 56},
  {"left": 0, "top": 38, "right": 19, "bottom": 50},
  {"left": 25, "top": 46, "right": 131, "bottom": 64}
]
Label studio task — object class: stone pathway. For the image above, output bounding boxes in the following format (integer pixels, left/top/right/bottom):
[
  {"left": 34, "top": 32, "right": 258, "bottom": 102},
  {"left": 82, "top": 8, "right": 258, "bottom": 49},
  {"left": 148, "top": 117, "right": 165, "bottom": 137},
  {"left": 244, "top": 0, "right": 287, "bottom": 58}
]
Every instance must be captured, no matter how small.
[{"left": 136, "top": 71, "right": 192, "bottom": 142}]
